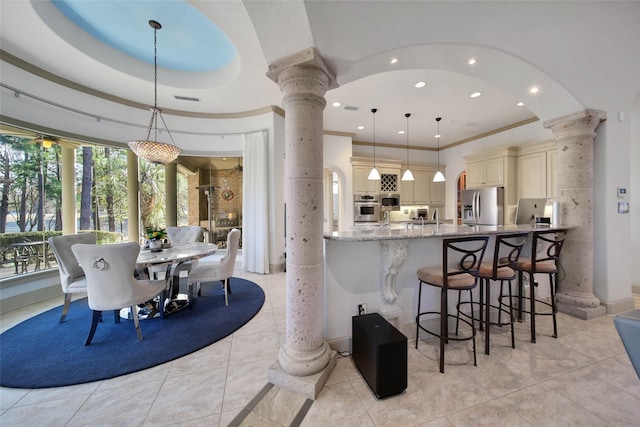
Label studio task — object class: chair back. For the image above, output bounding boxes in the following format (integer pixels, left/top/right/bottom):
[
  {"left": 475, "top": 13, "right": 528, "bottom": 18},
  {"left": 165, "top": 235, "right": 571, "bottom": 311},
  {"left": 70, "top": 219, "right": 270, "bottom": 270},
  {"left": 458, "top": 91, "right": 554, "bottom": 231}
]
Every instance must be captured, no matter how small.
[
  {"left": 530, "top": 229, "right": 567, "bottom": 273},
  {"left": 489, "top": 232, "right": 529, "bottom": 279},
  {"left": 167, "top": 226, "right": 203, "bottom": 246},
  {"left": 71, "top": 242, "right": 142, "bottom": 311},
  {"left": 48, "top": 233, "right": 97, "bottom": 290},
  {"left": 218, "top": 228, "right": 241, "bottom": 278},
  {"left": 442, "top": 236, "right": 489, "bottom": 289}
]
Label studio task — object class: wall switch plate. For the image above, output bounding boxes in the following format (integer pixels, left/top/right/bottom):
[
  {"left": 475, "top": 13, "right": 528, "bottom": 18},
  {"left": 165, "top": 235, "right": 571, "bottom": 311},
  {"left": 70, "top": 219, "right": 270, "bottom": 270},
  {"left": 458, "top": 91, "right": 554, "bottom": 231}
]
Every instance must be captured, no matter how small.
[
  {"left": 618, "top": 201, "right": 629, "bottom": 214},
  {"left": 358, "top": 304, "right": 367, "bottom": 315},
  {"left": 617, "top": 187, "right": 627, "bottom": 198}
]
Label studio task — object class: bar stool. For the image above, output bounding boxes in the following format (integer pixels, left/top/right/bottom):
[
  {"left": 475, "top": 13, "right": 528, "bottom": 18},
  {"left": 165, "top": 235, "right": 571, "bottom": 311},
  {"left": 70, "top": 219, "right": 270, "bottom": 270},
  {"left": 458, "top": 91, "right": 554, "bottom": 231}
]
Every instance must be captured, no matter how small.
[
  {"left": 458, "top": 233, "right": 528, "bottom": 355},
  {"left": 515, "top": 229, "right": 567, "bottom": 343},
  {"left": 415, "top": 236, "right": 489, "bottom": 373}
]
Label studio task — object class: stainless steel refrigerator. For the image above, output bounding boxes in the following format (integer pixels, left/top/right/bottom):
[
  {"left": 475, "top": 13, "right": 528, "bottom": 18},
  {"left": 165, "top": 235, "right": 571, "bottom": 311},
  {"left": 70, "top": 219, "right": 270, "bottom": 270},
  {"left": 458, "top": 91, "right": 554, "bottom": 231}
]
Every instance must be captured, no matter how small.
[{"left": 461, "top": 187, "right": 504, "bottom": 225}]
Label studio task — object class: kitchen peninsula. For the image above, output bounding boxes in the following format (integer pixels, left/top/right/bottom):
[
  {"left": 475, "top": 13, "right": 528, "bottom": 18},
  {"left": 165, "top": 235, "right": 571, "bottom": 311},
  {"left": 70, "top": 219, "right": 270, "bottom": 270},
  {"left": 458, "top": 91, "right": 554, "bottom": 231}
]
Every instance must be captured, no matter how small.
[{"left": 323, "top": 223, "right": 567, "bottom": 352}]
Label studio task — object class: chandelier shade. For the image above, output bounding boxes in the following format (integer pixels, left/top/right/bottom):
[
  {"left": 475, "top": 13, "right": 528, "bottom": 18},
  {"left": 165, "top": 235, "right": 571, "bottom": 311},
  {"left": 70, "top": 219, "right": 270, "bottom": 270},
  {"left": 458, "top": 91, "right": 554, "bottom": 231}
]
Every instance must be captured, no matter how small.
[{"left": 127, "top": 20, "right": 182, "bottom": 165}]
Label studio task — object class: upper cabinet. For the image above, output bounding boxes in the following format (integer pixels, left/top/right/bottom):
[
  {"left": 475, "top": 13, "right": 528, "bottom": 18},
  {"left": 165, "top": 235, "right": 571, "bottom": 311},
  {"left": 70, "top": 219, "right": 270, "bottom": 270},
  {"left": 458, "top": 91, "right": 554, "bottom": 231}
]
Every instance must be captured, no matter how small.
[
  {"left": 465, "top": 147, "right": 518, "bottom": 207},
  {"left": 352, "top": 159, "right": 401, "bottom": 194},
  {"left": 516, "top": 142, "right": 557, "bottom": 201},
  {"left": 399, "top": 166, "right": 445, "bottom": 205}
]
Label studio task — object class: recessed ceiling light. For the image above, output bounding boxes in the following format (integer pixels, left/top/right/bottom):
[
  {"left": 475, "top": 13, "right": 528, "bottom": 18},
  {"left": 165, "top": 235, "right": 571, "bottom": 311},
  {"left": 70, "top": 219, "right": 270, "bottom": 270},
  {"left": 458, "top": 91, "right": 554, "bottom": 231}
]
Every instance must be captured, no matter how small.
[
  {"left": 529, "top": 86, "right": 539, "bottom": 94},
  {"left": 332, "top": 102, "right": 341, "bottom": 107},
  {"left": 468, "top": 58, "right": 476, "bottom": 65},
  {"left": 470, "top": 91, "right": 482, "bottom": 98},
  {"left": 222, "top": 157, "right": 227, "bottom": 161},
  {"left": 357, "top": 125, "right": 364, "bottom": 130},
  {"left": 517, "top": 101, "right": 524, "bottom": 107},
  {"left": 435, "top": 133, "right": 442, "bottom": 138},
  {"left": 390, "top": 58, "right": 398, "bottom": 64},
  {"left": 414, "top": 81, "right": 426, "bottom": 88},
  {"left": 398, "top": 130, "right": 405, "bottom": 135}
]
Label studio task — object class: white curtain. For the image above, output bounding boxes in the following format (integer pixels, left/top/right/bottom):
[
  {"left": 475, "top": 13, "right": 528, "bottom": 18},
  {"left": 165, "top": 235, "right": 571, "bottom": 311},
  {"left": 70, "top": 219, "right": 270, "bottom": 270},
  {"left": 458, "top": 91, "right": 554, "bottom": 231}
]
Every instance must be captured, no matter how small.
[{"left": 243, "top": 130, "right": 270, "bottom": 273}]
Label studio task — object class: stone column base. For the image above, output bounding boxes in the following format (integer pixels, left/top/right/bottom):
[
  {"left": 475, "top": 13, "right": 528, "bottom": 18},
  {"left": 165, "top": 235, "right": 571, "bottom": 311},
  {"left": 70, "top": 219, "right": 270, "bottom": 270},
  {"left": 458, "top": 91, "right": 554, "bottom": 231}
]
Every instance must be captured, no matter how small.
[
  {"left": 557, "top": 302, "right": 606, "bottom": 320},
  {"left": 268, "top": 350, "right": 338, "bottom": 400}
]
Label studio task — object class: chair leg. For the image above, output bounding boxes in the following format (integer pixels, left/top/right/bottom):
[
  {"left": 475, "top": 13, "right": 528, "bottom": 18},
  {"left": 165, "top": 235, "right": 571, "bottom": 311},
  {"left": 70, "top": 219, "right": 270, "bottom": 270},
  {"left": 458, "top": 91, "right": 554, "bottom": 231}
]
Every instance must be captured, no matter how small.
[
  {"left": 59, "top": 293, "right": 72, "bottom": 323},
  {"left": 517, "top": 270, "right": 524, "bottom": 322},
  {"left": 415, "top": 282, "right": 424, "bottom": 349},
  {"left": 223, "top": 278, "right": 229, "bottom": 306},
  {"left": 132, "top": 306, "right": 143, "bottom": 341},
  {"left": 440, "top": 287, "right": 447, "bottom": 373},
  {"left": 550, "top": 272, "right": 558, "bottom": 338},
  {"left": 529, "top": 272, "right": 537, "bottom": 343},
  {"left": 85, "top": 310, "right": 102, "bottom": 345},
  {"left": 114, "top": 309, "right": 120, "bottom": 323},
  {"left": 485, "top": 278, "right": 491, "bottom": 355},
  {"left": 507, "top": 279, "right": 515, "bottom": 349}
]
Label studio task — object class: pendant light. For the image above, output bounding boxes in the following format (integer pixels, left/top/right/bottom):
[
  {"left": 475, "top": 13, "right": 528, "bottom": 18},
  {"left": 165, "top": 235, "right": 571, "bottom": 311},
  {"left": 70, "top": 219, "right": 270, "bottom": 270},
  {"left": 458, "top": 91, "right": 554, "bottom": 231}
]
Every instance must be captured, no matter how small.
[
  {"left": 367, "top": 108, "right": 381, "bottom": 180},
  {"left": 433, "top": 117, "right": 446, "bottom": 182},
  {"left": 401, "top": 113, "right": 414, "bottom": 181},
  {"left": 128, "top": 20, "right": 182, "bottom": 165}
]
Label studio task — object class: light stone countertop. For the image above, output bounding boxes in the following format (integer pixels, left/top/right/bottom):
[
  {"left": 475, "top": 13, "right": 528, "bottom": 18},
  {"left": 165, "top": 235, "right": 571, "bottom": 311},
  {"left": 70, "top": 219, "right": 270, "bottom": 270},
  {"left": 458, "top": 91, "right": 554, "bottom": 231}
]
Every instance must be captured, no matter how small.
[{"left": 324, "top": 223, "right": 569, "bottom": 242}]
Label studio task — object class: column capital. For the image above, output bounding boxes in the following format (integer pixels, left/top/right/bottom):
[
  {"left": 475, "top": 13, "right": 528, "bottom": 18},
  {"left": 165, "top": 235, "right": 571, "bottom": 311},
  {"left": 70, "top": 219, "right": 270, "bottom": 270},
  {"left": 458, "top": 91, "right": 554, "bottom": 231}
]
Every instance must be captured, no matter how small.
[
  {"left": 543, "top": 109, "right": 607, "bottom": 136},
  {"left": 267, "top": 47, "right": 338, "bottom": 90}
]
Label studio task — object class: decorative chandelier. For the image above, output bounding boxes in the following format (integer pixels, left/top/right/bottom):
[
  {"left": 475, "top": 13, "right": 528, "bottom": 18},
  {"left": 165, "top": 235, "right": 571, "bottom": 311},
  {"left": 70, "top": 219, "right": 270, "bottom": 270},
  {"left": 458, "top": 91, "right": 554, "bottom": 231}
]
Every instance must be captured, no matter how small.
[
  {"left": 401, "top": 113, "right": 414, "bottom": 181},
  {"left": 433, "top": 117, "right": 446, "bottom": 182},
  {"left": 368, "top": 108, "right": 381, "bottom": 180},
  {"left": 128, "top": 20, "right": 182, "bottom": 165}
]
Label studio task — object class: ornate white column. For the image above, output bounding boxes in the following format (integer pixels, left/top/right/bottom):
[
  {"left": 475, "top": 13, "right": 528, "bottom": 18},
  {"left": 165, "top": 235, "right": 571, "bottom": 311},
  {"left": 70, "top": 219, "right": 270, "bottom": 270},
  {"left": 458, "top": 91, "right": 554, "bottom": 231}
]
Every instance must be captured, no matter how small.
[
  {"left": 544, "top": 109, "right": 606, "bottom": 319},
  {"left": 266, "top": 48, "right": 338, "bottom": 398}
]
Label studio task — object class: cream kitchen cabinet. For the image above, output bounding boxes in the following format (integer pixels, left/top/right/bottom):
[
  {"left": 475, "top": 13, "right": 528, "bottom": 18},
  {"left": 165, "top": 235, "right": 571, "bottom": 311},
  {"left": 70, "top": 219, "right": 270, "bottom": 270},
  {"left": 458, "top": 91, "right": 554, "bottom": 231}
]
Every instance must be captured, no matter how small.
[
  {"left": 352, "top": 159, "right": 401, "bottom": 195},
  {"left": 516, "top": 142, "right": 557, "bottom": 201},
  {"left": 353, "top": 165, "right": 379, "bottom": 194},
  {"left": 399, "top": 167, "right": 445, "bottom": 205},
  {"left": 464, "top": 147, "right": 518, "bottom": 207}
]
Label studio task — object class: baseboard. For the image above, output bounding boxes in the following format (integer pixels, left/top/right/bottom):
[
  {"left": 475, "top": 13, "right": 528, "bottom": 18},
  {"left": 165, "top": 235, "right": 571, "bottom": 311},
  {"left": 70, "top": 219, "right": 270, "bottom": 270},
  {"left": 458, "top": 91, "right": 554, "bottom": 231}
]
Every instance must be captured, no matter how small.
[
  {"left": 0, "top": 283, "right": 62, "bottom": 313},
  {"left": 632, "top": 283, "right": 640, "bottom": 295},
  {"left": 602, "top": 297, "right": 636, "bottom": 316}
]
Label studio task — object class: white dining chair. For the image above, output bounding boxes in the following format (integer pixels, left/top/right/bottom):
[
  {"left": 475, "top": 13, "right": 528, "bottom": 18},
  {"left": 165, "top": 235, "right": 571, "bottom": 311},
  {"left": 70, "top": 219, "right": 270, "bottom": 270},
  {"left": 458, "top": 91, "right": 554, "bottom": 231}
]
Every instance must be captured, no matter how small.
[
  {"left": 72, "top": 242, "right": 167, "bottom": 345},
  {"left": 187, "top": 228, "right": 240, "bottom": 306},
  {"left": 48, "top": 233, "right": 97, "bottom": 323}
]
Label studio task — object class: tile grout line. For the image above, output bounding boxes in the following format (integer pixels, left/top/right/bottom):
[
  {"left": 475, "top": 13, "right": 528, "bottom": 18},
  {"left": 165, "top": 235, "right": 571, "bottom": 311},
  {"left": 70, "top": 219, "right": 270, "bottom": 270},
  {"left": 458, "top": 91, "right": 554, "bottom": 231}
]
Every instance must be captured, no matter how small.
[{"left": 227, "top": 382, "right": 274, "bottom": 427}]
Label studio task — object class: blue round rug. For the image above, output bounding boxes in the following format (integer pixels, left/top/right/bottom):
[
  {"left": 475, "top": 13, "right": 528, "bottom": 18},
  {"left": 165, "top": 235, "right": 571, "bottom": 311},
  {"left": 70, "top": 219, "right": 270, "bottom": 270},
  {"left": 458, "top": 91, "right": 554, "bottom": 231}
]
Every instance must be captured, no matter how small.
[{"left": 0, "top": 278, "right": 264, "bottom": 389}]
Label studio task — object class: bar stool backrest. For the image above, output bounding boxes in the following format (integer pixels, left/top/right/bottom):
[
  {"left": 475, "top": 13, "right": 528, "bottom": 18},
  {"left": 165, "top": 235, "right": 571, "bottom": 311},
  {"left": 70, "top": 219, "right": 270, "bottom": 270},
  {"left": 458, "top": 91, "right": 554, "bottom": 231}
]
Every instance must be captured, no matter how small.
[
  {"left": 442, "top": 236, "right": 490, "bottom": 289},
  {"left": 530, "top": 229, "right": 567, "bottom": 273},
  {"left": 490, "top": 232, "right": 529, "bottom": 279}
]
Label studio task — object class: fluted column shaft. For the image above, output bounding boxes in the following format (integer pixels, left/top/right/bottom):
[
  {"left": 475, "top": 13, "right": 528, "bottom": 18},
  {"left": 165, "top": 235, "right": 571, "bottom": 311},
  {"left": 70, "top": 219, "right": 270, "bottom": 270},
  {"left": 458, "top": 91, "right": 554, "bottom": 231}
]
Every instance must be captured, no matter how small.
[
  {"left": 268, "top": 48, "right": 337, "bottom": 376},
  {"left": 544, "top": 109, "right": 606, "bottom": 319}
]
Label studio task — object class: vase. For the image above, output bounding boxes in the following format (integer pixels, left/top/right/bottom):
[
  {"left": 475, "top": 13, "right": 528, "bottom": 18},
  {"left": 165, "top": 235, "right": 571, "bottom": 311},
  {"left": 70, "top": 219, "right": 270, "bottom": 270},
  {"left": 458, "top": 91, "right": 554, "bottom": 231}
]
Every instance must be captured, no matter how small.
[{"left": 147, "top": 239, "right": 163, "bottom": 252}]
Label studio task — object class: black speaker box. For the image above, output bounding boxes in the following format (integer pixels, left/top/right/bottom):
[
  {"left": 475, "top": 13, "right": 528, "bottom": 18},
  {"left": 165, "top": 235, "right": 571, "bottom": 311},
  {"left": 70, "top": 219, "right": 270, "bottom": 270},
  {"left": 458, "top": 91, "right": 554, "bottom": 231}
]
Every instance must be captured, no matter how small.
[{"left": 352, "top": 313, "right": 407, "bottom": 399}]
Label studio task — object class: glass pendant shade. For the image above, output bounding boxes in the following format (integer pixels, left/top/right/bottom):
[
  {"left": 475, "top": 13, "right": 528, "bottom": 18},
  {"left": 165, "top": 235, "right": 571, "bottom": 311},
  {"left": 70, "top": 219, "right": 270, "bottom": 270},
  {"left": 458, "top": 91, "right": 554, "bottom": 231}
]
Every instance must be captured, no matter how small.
[
  {"left": 368, "top": 167, "right": 381, "bottom": 180},
  {"left": 401, "top": 112, "right": 414, "bottom": 181},
  {"left": 368, "top": 108, "right": 380, "bottom": 180},
  {"left": 433, "top": 116, "right": 446, "bottom": 182},
  {"left": 128, "top": 20, "right": 182, "bottom": 165}
]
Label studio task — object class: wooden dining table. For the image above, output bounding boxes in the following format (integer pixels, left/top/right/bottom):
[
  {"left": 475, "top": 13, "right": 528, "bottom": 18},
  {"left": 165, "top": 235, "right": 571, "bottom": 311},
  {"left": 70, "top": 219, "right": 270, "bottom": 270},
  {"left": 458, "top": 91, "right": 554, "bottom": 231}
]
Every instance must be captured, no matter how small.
[{"left": 135, "top": 242, "right": 218, "bottom": 316}]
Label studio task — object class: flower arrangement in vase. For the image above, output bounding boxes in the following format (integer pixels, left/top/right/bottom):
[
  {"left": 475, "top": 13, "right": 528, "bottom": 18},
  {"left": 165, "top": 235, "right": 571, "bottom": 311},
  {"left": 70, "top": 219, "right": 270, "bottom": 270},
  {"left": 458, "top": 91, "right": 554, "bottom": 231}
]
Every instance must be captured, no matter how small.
[{"left": 145, "top": 227, "right": 167, "bottom": 251}]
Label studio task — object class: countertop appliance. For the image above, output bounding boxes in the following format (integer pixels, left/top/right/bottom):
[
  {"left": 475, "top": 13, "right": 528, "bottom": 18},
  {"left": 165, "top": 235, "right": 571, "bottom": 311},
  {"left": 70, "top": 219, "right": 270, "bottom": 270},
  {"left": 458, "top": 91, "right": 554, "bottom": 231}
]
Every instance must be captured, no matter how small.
[
  {"left": 380, "top": 193, "right": 400, "bottom": 211},
  {"left": 354, "top": 194, "right": 380, "bottom": 223},
  {"left": 461, "top": 186, "right": 504, "bottom": 225}
]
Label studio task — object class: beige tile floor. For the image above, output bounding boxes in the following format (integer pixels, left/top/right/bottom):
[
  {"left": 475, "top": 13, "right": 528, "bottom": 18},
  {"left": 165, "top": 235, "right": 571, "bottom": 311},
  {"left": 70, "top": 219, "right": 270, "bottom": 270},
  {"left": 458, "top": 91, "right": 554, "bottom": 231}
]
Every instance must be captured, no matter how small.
[{"left": 2, "top": 270, "right": 640, "bottom": 426}]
